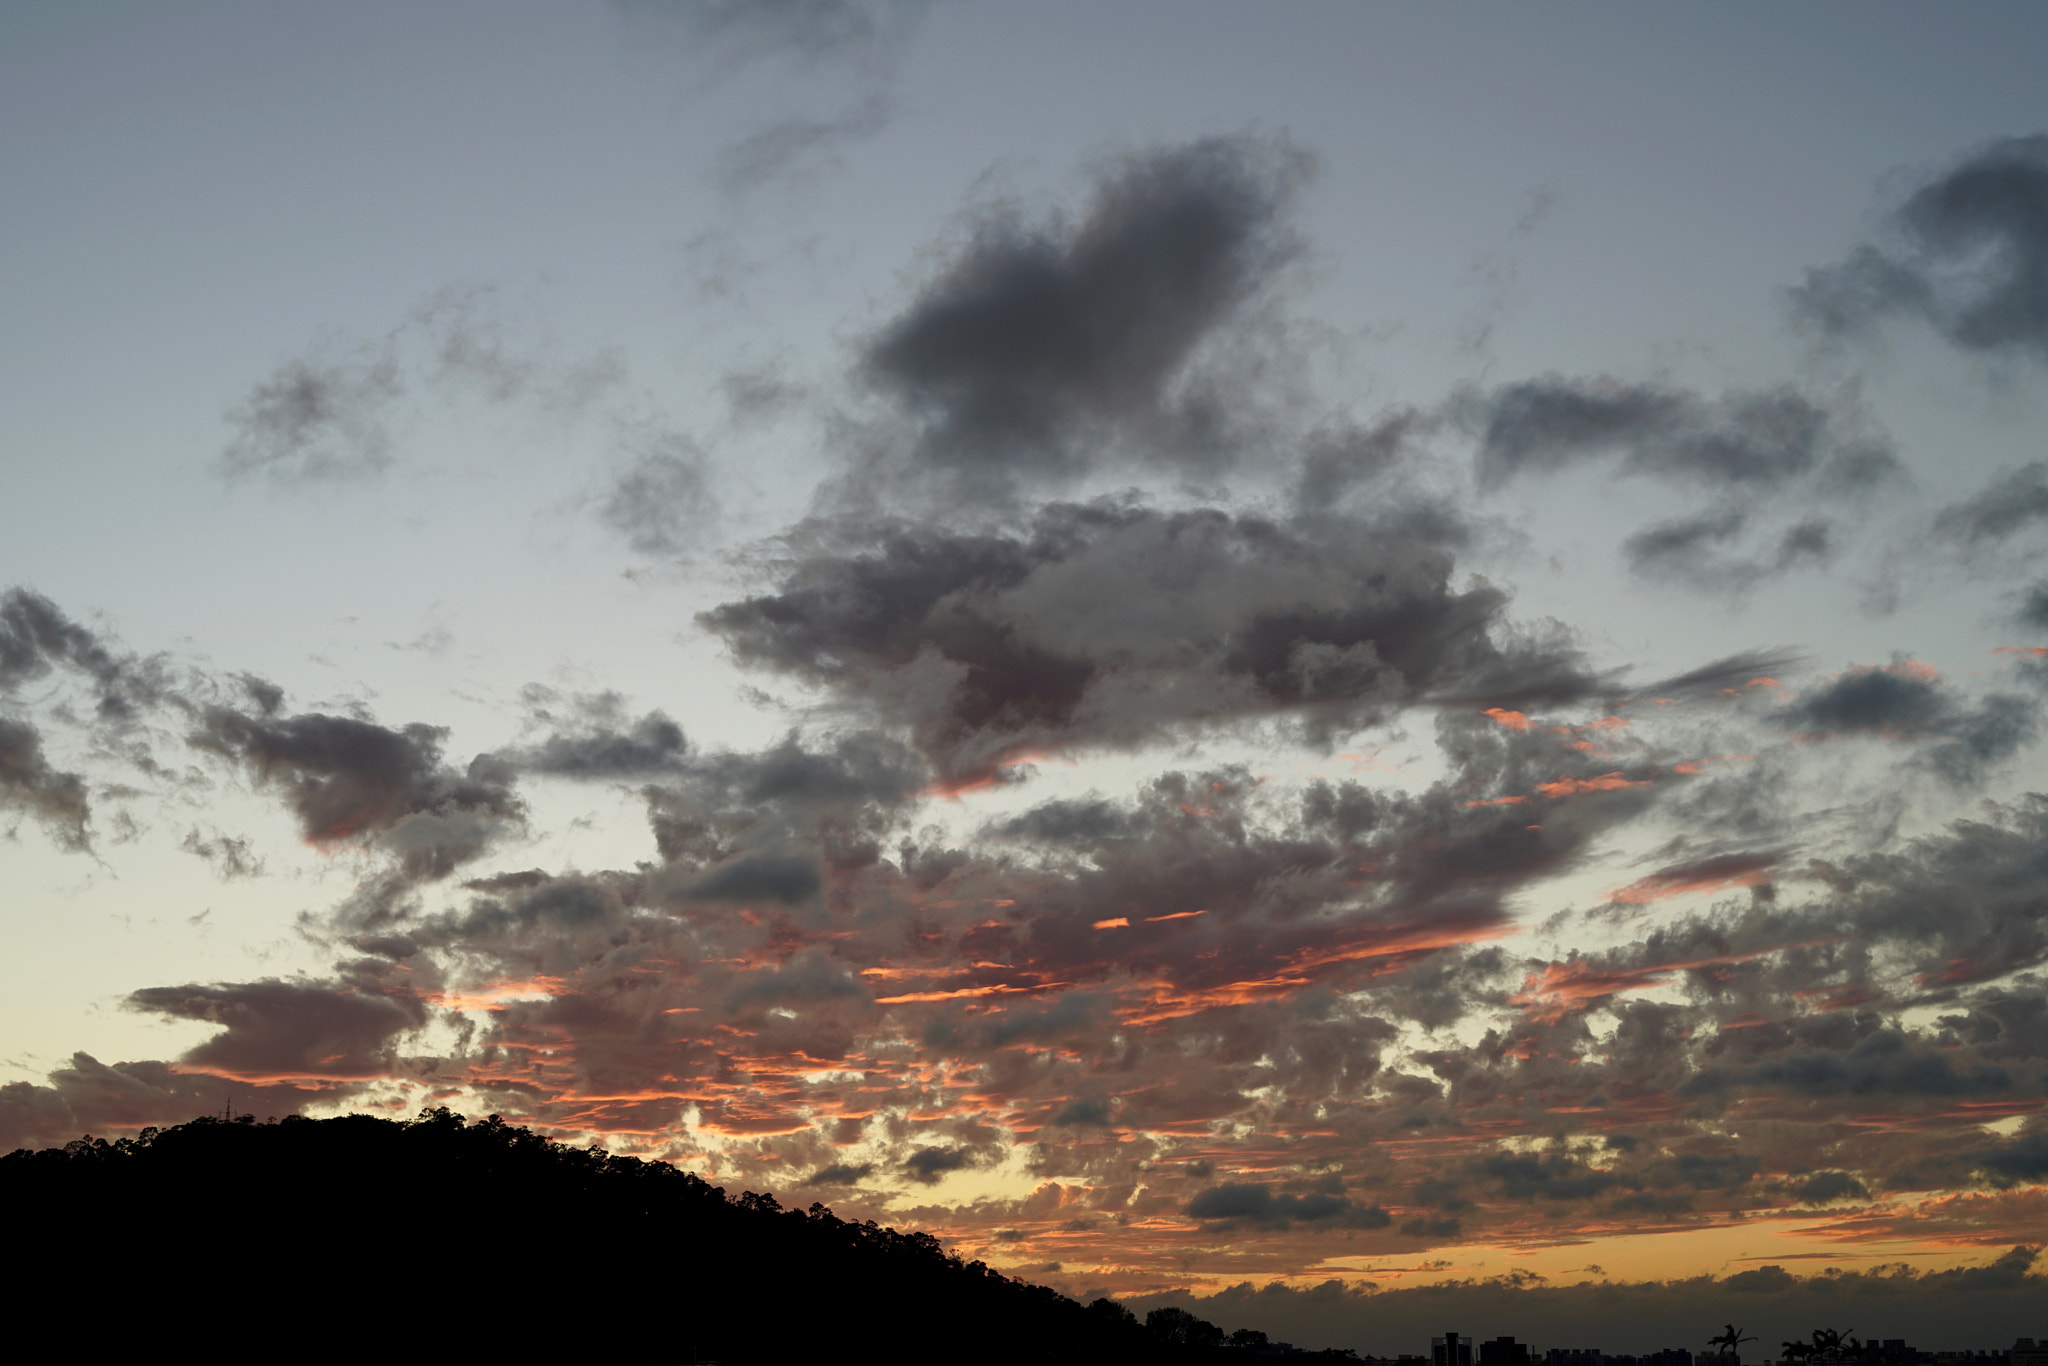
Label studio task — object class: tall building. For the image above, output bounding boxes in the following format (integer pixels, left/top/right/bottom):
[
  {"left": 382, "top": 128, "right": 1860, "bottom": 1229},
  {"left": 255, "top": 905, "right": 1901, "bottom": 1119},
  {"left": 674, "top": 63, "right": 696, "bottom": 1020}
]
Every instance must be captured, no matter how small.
[
  {"left": 1436, "top": 1333, "right": 1476, "bottom": 1366},
  {"left": 1481, "top": 1337, "right": 1534, "bottom": 1366}
]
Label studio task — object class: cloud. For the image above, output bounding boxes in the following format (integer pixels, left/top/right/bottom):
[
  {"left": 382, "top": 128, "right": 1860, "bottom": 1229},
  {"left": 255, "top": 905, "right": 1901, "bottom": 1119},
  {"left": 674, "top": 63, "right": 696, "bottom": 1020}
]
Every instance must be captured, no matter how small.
[
  {"left": 1185, "top": 1181, "right": 1390, "bottom": 1228},
  {"left": 677, "top": 852, "right": 823, "bottom": 904},
  {"left": 504, "top": 692, "right": 690, "bottom": 778},
  {"left": 641, "top": 730, "right": 924, "bottom": 876},
  {"left": 1466, "top": 380, "right": 1864, "bottom": 491},
  {"left": 1050, "top": 1097, "right": 1114, "bottom": 1128},
  {"left": 1612, "top": 851, "right": 1782, "bottom": 904},
  {"left": 903, "top": 1144, "right": 973, "bottom": 1183},
  {"left": 179, "top": 828, "right": 264, "bottom": 879},
  {"left": 0, "top": 588, "right": 162, "bottom": 722},
  {"left": 123, "top": 974, "right": 430, "bottom": 1080},
  {"left": 1292, "top": 409, "right": 1435, "bottom": 513},
  {"left": 218, "top": 290, "right": 621, "bottom": 485},
  {"left": 1793, "top": 135, "right": 2048, "bottom": 360},
  {"left": 1774, "top": 662, "right": 1952, "bottom": 735},
  {"left": 805, "top": 1161, "right": 876, "bottom": 1185},
  {"left": 1974, "top": 1130, "right": 2048, "bottom": 1184},
  {"left": 1935, "top": 462, "right": 2048, "bottom": 546},
  {"left": 617, "top": 0, "right": 932, "bottom": 67},
  {"left": 717, "top": 93, "right": 893, "bottom": 192},
  {"left": 600, "top": 431, "right": 717, "bottom": 555},
  {"left": 854, "top": 136, "right": 1311, "bottom": 498},
  {"left": 0, "top": 717, "right": 91, "bottom": 851},
  {"left": 1796, "top": 1169, "right": 1869, "bottom": 1204},
  {"left": 219, "top": 349, "right": 404, "bottom": 481},
  {"left": 728, "top": 950, "right": 871, "bottom": 1008},
  {"left": 1624, "top": 514, "right": 1833, "bottom": 593},
  {"left": 703, "top": 502, "right": 1603, "bottom": 781},
  {"left": 2013, "top": 579, "right": 2048, "bottom": 631},
  {"left": 1477, "top": 1151, "right": 1620, "bottom": 1201},
  {"left": 1683, "top": 1029, "right": 2013, "bottom": 1099},
  {"left": 1770, "top": 662, "right": 2037, "bottom": 786},
  {"left": 192, "top": 709, "right": 524, "bottom": 878},
  {"left": 987, "top": 797, "right": 1135, "bottom": 844}
]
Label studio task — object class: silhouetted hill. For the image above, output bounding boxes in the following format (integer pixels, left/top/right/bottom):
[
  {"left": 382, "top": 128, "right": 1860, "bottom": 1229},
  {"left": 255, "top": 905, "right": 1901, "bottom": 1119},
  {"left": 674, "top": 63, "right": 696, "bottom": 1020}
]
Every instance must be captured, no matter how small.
[{"left": 3, "top": 1109, "right": 1350, "bottom": 1362}]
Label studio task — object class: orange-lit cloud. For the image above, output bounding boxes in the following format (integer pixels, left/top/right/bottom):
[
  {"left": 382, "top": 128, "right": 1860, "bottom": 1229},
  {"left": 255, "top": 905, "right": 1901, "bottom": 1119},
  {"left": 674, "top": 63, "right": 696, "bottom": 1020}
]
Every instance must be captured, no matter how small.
[
  {"left": 875, "top": 982, "right": 1067, "bottom": 1004},
  {"left": 1535, "top": 771, "right": 1650, "bottom": 797},
  {"left": 1611, "top": 851, "right": 1780, "bottom": 904}
]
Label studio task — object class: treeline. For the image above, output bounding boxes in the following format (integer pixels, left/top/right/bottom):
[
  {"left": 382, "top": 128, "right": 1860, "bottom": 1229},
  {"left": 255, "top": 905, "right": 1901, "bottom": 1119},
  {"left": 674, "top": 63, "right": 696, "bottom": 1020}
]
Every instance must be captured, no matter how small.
[{"left": 2, "top": 1110, "right": 1359, "bottom": 1362}]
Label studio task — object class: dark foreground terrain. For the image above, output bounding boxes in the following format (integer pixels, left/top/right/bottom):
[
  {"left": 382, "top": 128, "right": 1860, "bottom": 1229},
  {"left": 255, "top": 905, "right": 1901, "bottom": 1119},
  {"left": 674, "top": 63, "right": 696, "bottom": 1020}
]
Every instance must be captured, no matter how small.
[{"left": 3, "top": 1109, "right": 1347, "bottom": 1362}]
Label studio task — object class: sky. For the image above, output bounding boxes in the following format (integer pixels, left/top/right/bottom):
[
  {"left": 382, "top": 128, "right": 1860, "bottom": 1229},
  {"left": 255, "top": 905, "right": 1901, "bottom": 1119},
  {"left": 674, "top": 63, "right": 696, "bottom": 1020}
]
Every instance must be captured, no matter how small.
[{"left": 4, "top": 0, "right": 2048, "bottom": 1352}]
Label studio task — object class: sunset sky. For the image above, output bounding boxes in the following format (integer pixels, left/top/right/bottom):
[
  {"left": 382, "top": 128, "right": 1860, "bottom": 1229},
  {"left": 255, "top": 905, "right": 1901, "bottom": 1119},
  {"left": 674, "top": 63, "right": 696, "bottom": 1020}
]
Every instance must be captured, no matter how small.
[{"left": 4, "top": 1, "right": 2047, "bottom": 1351}]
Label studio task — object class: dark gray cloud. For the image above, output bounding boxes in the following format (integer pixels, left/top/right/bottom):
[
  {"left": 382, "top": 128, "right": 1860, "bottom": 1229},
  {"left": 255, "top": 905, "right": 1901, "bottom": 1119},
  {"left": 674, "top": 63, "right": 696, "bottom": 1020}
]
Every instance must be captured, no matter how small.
[
  {"left": 2013, "top": 579, "right": 2048, "bottom": 631},
  {"left": 902, "top": 1144, "right": 973, "bottom": 1183},
  {"left": 677, "top": 851, "right": 823, "bottom": 904},
  {"left": 1795, "top": 1170, "right": 1869, "bottom": 1204},
  {"left": 1793, "top": 134, "right": 2048, "bottom": 359},
  {"left": 804, "top": 1161, "right": 876, "bottom": 1185},
  {"left": 687, "top": 731, "right": 925, "bottom": 810},
  {"left": 1973, "top": 1130, "right": 2048, "bottom": 1184},
  {"left": 124, "top": 976, "right": 430, "bottom": 1079},
  {"left": 1624, "top": 510, "right": 1747, "bottom": 573},
  {"left": 1771, "top": 663, "right": 2037, "bottom": 786},
  {"left": 1625, "top": 514, "right": 1834, "bottom": 593},
  {"left": 0, "top": 588, "right": 161, "bottom": 722},
  {"left": 1683, "top": 1029, "right": 2013, "bottom": 1100},
  {"left": 1467, "top": 380, "right": 1857, "bottom": 491},
  {"left": 1050, "top": 1097, "right": 1114, "bottom": 1128},
  {"left": 1292, "top": 409, "right": 1432, "bottom": 513},
  {"left": 508, "top": 693, "right": 689, "bottom": 778},
  {"left": 1186, "top": 1181, "right": 1389, "bottom": 1228},
  {"left": 0, "top": 717, "right": 91, "bottom": 851},
  {"left": 1935, "top": 462, "right": 2048, "bottom": 546},
  {"left": 429, "top": 875, "right": 629, "bottom": 949},
  {"left": 1938, "top": 987, "right": 2048, "bottom": 1060},
  {"left": 193, "top": 709, "right": 524, "bottom": 878},
  {"left": 1817, "top": 797, "right": 2048, "bottom": 986},
  {"left": 1775, "top": 666, "right": 1952, "bottom": 735},
  {"left": 727, "top": 950, "right": 870, "bottom": 1008},
  {"left": 643, "top": 730, "right": 925, "bottom": 876},
  {"left": 1477, "top": 1152, "right": 1620, "bottom": 1201},
  {"left": 703, "top": 502, "right": 1602, "bottom": 782},
  {"left": 858, "top": 136, "right": 1309, "bottom": 496},
  {"left": 987, "top": 797, "right": 1135, "bottom": 844}
]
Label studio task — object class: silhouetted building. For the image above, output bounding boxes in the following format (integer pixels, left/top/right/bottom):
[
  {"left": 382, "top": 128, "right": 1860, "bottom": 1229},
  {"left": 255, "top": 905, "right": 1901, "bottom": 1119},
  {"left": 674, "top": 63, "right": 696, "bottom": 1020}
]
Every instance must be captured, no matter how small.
[
  {"left": 2012, "top": 1340, "right": 2048, "bottom": 1366},
  {"left": 1436, "top": 1333, "right": 1475, "bottom": 1366},
  {"left": 1482, "top": 1338, "right": 1534, "bottom": 1366},
  {"left": 1548, "top": 1349, "right": 1601, "bottom": 1366},
  {"left": 1644, "top": 1350, "right": 1694, "bottom": 1366}
]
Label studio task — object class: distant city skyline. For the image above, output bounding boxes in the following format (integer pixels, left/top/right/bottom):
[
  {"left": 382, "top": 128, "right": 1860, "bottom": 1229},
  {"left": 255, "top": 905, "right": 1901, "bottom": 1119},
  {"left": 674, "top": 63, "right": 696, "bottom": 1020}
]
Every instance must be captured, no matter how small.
[{"left": 3, "top": 2, "right": 2046, "bottom": 1352}]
